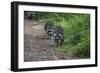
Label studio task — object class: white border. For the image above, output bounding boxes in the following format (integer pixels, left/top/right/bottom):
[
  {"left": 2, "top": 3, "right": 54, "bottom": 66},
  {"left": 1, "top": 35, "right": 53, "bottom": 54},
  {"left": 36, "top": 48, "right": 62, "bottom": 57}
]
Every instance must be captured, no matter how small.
[{"left": 18, "top": 5, "right": 96, "bottom": 68}]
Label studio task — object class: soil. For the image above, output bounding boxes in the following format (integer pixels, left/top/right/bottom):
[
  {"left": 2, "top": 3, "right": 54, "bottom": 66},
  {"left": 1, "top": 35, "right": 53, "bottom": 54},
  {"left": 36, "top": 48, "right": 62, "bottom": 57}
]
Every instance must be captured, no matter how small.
[{"left": 24, "top": 19, "right": 73, "bottom": 62}]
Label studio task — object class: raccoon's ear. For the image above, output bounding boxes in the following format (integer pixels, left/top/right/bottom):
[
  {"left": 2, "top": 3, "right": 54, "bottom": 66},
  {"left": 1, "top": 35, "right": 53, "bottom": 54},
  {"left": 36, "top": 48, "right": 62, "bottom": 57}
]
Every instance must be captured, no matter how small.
[
  {"left": 54, "top": 34, "right": 56, "bottom": 36},
  {"left": 59, "top": 34, "right": 62, "bottom": 36}
]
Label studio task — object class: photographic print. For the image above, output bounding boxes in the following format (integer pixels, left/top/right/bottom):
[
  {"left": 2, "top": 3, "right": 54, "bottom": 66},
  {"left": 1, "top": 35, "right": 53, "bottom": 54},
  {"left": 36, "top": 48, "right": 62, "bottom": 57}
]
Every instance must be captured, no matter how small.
[
  {"left": 11, "top": 1, "right": 97, "bottom": 71},
  {"left": 24, "top": 11, "right": 90, "bottom": 62}
]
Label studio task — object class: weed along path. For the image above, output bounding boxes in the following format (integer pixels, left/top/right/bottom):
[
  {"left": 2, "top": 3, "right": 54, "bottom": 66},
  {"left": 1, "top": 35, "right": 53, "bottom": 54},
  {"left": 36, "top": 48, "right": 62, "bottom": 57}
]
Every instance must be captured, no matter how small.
[{"left": 24, "top": 19, "right": 73, "bottom": 62}]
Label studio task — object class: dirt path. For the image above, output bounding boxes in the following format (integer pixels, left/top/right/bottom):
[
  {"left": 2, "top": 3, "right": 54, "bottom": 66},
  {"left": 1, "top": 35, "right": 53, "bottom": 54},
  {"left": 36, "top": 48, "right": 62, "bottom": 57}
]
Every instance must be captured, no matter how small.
[{"left": 24, "top": 19, "right": 72, "bottom": 62}]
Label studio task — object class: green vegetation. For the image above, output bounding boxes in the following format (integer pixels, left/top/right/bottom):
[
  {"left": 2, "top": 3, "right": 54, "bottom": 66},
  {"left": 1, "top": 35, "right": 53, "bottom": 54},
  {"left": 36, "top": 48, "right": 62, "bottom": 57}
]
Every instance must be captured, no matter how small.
[{"left": 31, "top": 11, "right": 90, "bottom": 58}]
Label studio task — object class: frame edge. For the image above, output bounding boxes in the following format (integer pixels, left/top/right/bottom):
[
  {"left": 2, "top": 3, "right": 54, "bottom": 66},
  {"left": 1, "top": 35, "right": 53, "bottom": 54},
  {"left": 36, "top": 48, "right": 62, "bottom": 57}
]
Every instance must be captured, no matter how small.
[{"left": 11, "top": 2, "right": 18, "bottom": 72}]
